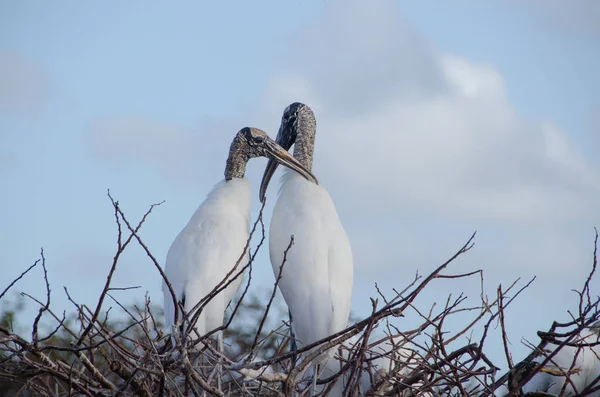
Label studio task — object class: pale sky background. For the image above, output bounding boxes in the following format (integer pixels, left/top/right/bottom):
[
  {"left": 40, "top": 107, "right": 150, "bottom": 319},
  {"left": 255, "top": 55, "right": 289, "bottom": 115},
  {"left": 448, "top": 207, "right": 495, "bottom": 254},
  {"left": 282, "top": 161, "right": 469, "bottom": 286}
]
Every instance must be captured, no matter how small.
[{"left": 1, "top": 0, "right": 599, "bottom": 374}]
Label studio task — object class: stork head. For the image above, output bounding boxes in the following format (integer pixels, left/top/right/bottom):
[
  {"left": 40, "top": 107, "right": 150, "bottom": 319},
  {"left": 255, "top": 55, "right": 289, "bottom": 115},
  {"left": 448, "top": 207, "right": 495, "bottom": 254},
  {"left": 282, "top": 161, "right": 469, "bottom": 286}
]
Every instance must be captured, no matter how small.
[
  {"left": 259, "top": 103, "right": 318, "bottom": 203},
  {"left": 225, "top": 127, "right": 317, "bottom": 184},
  {"left": 274, "top": 102, "right": 314, "bottom": 150}
]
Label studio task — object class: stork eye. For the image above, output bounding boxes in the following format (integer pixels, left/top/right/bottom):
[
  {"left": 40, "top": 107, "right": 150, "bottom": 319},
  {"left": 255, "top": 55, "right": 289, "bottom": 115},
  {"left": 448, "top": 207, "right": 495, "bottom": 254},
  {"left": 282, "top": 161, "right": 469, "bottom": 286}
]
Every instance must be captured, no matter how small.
[{"left": 251, "top": 134, "right": 265, "bottom": 144}]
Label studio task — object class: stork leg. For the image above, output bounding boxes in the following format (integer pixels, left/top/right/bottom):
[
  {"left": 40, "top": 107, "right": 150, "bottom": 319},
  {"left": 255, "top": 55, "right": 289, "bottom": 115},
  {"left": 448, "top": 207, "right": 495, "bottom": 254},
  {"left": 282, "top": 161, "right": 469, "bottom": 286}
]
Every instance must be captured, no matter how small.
[
  {"left": 286, "top": 310, "right": 300, "bottom": 397},
  {"left": 289, "top": 309, "right": 298, "bottom": 369},
  {"left": 217, "top": 330, "right": 223, "bottom": 391},
  {"left": 310, "top": 363, "right": 320, "bottom": 397}
]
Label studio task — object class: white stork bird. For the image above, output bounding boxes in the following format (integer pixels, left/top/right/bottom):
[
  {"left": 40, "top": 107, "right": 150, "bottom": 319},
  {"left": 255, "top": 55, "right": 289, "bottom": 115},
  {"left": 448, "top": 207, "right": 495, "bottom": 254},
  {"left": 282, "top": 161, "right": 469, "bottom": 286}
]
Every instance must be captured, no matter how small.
[
  {"left": 521, "top": 320, "right": 600, "bottom": 397},
  {"left": 259, "top": 102, "right": 354, "bottom": 392},
  {"left": 163, "top": 127, "right": 317, "bottom": 354}
]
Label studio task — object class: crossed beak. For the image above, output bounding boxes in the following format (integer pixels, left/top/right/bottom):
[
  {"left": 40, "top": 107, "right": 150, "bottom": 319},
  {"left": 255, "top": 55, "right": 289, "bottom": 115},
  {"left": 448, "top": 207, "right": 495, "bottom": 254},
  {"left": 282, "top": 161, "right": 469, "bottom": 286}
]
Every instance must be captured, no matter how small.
[{"left": 261, "top": 138, "right": 318, "bottom": 203}]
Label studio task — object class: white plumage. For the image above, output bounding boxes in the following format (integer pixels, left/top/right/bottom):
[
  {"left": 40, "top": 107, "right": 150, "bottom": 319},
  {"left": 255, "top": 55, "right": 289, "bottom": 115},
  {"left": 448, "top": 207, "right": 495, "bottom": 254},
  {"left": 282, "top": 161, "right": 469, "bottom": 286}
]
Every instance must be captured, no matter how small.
[
  {"left": 163, "top": 178, "right": 250, "bottom": 338},
  {"left": 269, "top": 169, "right": 353, "bottom": 352},
  {"left": 260, "top": 102, "right": 354, "bottom": 391},
  {"left": 162, "top": 127, "right": 317, "bottom": 348}
]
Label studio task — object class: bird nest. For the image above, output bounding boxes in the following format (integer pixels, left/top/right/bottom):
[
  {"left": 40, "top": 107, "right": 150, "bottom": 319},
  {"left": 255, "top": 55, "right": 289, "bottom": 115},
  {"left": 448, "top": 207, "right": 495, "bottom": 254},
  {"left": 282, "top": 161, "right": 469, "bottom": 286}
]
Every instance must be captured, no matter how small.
[{"left": 1, "top": 193, "right": 599, "bottom": 396}]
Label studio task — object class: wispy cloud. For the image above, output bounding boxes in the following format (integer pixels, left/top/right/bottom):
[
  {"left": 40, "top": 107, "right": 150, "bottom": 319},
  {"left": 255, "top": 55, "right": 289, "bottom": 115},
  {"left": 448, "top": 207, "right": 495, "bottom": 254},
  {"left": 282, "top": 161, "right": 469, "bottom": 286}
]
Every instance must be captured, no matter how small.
[
  {"left": 0, "top": 53, "right": 52, "bottom": 117},
  {"left": 85, "top": 116, "right": 247, "bottom": 183}
]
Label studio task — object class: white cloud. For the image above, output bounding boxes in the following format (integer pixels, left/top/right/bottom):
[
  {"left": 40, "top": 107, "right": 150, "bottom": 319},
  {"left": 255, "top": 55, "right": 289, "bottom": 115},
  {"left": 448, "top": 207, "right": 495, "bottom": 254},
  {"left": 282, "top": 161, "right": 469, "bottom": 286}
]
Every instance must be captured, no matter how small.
[
  {"left": 311, "top": 90, "right": 597, "bottom": 222},
  {"left": 0, "top": 53, "right": 51, "bottom": 117},
  {"left": 258, "top": 0, "right": 599, "bottom": 224},
  {"left": 279, "top": 0, "right": 448, "bottom": 118}
]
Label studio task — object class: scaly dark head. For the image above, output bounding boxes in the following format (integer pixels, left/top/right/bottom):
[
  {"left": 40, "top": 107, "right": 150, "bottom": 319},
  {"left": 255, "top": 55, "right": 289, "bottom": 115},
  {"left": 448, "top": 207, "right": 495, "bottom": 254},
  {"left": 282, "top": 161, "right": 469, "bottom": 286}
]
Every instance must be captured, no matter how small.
[
  {"left": 259, "top": 103, "right": 318, "bottom": 203},
  {"left": 225, "top": 127, "right": 318, "bottom": 185},
  {"left": 275, "top": 102, "right": 307, "bottom": 151},
  {"left": 238, "top": 127, "right": 271, "bottom": 157}
]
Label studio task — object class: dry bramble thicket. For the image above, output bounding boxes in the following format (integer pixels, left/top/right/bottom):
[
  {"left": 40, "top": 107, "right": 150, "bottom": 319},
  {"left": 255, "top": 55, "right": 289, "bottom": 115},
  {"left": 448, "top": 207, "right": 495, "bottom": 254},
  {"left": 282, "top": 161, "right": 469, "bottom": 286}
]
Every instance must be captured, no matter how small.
[{"left": 1, "top": 192, "right": 599, "bottom": 397}]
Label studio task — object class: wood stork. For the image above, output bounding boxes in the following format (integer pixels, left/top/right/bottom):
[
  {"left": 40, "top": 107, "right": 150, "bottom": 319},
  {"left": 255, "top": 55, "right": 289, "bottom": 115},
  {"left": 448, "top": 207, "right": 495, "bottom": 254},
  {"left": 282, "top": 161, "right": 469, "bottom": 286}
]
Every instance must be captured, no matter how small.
[
  {"left": 259, "top": 102, "right": 354, "bottom": 392},
  {"left": 521, "top": 320, "right": 600, "bottom": 396},
  {"left": 162, "top": 127, "right": 317, "bottom": 354}
]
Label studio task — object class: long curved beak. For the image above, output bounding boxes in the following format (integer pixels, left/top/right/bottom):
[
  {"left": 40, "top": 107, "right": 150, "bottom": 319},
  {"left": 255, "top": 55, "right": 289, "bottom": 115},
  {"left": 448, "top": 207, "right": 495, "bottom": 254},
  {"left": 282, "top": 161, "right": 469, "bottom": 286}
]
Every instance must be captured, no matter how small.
[
  {"left": 259, "top": 158, "right": 279, "bottom": 204},
  {"left": 260, "top": 140, "right": 318, "bottom": 203}
]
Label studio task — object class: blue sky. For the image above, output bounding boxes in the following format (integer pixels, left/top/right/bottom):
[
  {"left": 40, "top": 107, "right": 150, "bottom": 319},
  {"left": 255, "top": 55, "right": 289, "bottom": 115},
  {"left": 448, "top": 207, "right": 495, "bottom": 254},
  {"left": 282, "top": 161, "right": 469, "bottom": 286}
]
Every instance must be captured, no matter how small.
[{"left": 1, "top": 0, "right": 599, "bottom": 373}]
